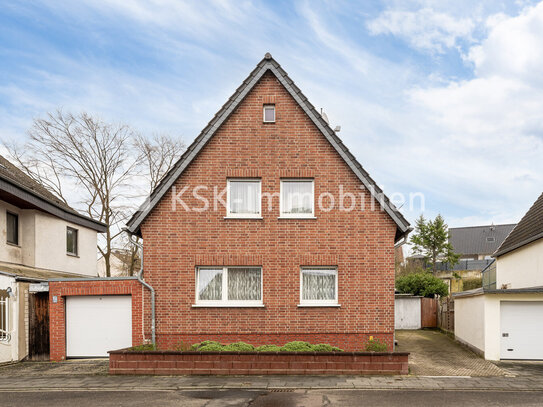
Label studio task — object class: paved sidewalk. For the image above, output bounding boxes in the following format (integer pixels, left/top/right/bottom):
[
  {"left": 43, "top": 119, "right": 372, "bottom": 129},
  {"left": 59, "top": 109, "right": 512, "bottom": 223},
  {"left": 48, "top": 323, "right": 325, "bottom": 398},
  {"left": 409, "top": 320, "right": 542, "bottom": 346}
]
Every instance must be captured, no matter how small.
[
  {"left": 1, "top": 373, "right": 543, "bottom": 392},
  {"left": 396, "top": 329, "right": 506, "bottom": 376}
]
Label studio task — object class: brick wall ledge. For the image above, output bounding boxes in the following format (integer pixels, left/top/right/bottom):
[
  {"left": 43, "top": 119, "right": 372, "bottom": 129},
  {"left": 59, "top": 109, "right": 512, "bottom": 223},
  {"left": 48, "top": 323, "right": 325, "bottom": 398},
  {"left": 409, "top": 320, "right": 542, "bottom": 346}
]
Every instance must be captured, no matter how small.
[{"left": 109, "top": 349, "right": 409, "bottom": 375}]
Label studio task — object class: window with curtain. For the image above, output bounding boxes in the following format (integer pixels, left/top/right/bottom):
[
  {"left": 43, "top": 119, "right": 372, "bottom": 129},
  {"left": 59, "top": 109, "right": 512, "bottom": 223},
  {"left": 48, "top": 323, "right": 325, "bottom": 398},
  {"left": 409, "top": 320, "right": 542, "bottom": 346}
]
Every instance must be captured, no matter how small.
[
  {"left": 196, "top": 267, "right": 262, "bottom": 305},
  {"left": 227, "top": 179, "right": 261, "bottom": 217},
  {"left": 280, "top": 180, "right": 314, "bottom": 217},
  {"left": 6, "top": 212, "right": 18, "bottom": 245},
  {"left": 300, "top": 268, "right": 337, "bottom": 305}
]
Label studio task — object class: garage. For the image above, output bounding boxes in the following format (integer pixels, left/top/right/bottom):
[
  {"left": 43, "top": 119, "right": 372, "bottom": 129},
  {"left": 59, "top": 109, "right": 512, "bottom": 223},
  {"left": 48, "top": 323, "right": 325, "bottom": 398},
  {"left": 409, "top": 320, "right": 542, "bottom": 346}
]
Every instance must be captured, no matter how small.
[
  {"left": 501, "top": 301, "right": 543, "bottom": 360},
  {"left": 66, "top": 296, "right": 132, "bottom": 358}
]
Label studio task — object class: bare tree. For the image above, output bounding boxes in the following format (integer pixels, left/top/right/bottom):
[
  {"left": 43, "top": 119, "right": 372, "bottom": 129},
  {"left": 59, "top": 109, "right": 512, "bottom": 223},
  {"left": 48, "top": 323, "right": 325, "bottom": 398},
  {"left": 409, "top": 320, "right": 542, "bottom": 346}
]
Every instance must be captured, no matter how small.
[{"left": 121, "top": 133, "right": 185, "bottom": 275}]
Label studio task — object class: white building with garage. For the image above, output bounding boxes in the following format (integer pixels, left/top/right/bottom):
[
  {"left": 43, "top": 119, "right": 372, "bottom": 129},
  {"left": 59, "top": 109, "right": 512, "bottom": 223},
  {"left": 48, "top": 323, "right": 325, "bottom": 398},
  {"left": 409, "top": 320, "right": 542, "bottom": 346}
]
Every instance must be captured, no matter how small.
[
  {"left": 0, "top": 155, "right": 106, "bottom": 363},
  {"left": 454, "top": 192, "right": 543, "bottom": 360}
]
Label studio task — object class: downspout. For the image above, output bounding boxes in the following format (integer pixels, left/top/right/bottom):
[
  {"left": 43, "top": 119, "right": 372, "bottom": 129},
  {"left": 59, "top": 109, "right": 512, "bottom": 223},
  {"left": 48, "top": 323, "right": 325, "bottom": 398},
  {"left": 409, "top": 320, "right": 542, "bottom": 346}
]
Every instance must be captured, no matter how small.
[{"left": 125, "top": 229, "right": 156, "bottom": 346}]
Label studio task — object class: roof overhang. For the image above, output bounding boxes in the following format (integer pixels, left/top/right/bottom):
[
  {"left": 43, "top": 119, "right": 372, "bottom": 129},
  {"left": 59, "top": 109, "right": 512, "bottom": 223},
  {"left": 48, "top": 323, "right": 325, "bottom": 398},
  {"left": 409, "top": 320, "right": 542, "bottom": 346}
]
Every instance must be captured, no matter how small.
[{"left": 0, "top": 176, "right": 106, "bottom": 232}]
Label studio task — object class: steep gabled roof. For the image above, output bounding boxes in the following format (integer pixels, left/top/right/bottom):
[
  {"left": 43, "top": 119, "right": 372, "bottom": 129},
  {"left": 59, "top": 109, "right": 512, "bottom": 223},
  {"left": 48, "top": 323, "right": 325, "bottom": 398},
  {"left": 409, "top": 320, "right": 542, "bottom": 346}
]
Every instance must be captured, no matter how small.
[
  {"left": 449, "top": 224, "right": 516, "bottom": 256},
  {"left": 126, "top": 53, "right": 411, "bottom": 241},
  {"left": 0, "top": 154, "right": 106, "bottom": 232},
  {"left": 494, "top": 192, "right": 543, "bottom": 257}
]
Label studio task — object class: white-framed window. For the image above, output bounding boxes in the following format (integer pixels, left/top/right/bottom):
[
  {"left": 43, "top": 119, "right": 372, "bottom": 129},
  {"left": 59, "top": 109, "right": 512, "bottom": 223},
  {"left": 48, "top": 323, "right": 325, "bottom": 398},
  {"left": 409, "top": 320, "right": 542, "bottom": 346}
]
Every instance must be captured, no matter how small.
[
  {"left": 195, "top": 267, "right": 263, "bottom": 306},
  {"left": 226, "top": 179, "right": 261, "bottom": 218},
  {"left": 263, "top": 104, "right": 275, "bottom": 123},
  {"left": 280, "top": 179, "right": 314, "bottom": 218},
  {"left": 299, "top": 267, "right": 338, "bottom": 306},
  {"left": 0, "top": 290, "right": 9, "bottom": 342},
  {"left": 66, "top": 226, "right": 78, "bottom": 256}
]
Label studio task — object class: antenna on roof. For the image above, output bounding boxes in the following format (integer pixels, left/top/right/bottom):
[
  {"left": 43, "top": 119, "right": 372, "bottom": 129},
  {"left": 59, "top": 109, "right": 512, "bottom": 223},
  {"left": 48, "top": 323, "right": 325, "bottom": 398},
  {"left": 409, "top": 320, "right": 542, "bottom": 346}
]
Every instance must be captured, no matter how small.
[{"left": 320, "top": 108, "right": 329, "bottom": 124}]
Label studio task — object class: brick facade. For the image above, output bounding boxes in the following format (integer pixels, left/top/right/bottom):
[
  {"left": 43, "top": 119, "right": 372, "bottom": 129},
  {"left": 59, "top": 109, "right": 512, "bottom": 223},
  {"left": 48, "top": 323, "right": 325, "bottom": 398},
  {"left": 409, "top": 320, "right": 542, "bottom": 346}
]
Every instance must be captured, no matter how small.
[
  {"left": 139, "top": 70, "right": 399, "bottom": 352},
  {"left": 49, "top": 279, "right": 144, "bottom": 361}
]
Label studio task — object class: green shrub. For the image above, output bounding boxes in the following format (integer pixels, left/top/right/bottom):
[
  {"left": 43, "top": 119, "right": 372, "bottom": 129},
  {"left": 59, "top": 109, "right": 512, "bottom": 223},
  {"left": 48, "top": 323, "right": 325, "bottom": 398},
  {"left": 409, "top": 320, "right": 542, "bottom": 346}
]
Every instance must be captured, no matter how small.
[
  {"left": 280, "top": 341, "right": 314, "bottom": 352},
  {"left": 198, "top": 343, "right": 225, "bottom": 352},
  {"left": 223, "top": 342, "right": 255, "bottom": 352},
  {"left": 396, "top": 272, "right": 448, "bottom": 297},
  {"left": 311, "top": 344, "right": 335, "bottom": 352},
  {"left": 256, "top": 344, "right": 282, "bottom": 352},
  {"left": 364, "top": 338, "right": 387, "bottom": 352},
  {"left": 191, "top": 340, "right": 222, "bottom": 350},
  {"left": 330, "top": 346, "right": 343, "bottom": 352},
  {"left": 130, "top": 344, "right": 156, "bottom": 351},
  {"left": 462, "top": 277, "right": 482, "bottom": 291}
]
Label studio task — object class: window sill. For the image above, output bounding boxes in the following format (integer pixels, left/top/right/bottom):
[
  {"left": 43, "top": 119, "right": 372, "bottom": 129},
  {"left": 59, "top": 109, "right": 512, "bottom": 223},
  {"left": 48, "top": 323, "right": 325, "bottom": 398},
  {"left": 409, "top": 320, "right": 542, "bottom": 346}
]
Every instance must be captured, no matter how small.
[
  {"left": 6, "top": 242, "right": 21, "bottom": 248},
  {"left": 224, "top": 216, "right": 263, "bottom": 220},
  {"left": 66, "top": 253, "right": 79, "bottom": 258},
  {"left": 192, "top": 304, "right": 265, "bottom": 308},
  {"left": 297, "top": 304, "right": 341, "bottom": 308},
  {"left": 278, "top": 216, "right": 317, "bottom": 220}
]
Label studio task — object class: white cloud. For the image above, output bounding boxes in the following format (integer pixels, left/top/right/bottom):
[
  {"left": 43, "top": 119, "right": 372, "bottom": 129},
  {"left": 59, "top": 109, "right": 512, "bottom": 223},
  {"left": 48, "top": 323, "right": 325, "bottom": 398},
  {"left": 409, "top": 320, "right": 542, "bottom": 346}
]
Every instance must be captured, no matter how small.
[{"left": 367, "top": 7, "right": 475, "bottom": 53}]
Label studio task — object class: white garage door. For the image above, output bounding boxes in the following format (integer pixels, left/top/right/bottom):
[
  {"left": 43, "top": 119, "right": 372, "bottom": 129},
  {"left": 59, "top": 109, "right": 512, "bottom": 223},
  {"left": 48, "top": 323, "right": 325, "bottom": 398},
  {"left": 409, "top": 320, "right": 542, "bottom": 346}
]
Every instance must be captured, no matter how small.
[
  {"left": 501, "top": 301, "right": 543, "bottom": 360},
  {"left": 66, "top": 296, "right": 132, "bottom": 357}
]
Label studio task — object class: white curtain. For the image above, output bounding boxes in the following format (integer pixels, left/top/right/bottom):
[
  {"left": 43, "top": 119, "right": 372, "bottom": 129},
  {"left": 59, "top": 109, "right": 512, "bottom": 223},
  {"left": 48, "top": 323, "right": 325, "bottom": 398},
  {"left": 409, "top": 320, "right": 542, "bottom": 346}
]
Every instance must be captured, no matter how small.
[
  {"left": 230, "top": 181, "right": 260, "bottom": 214},
  {"left": 302, "top": 269, "right": 336, "bottom": 300},
  {"left": 198, "top": 269, "right": 223, "bottom": 300},
  {"left": 282, "top": 181, "right": 313, "bottom": 214},
  {"left": 228, "top": 268, "right": 261, "bottom": 301}
]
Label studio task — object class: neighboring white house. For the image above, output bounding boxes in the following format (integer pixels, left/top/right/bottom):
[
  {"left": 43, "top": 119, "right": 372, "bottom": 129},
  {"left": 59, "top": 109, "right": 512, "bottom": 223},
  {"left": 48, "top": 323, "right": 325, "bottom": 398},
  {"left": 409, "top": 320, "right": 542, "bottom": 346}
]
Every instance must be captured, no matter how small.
[
  {"left": 0, "top": 155, "right": 106, "bottom": 363},
  {"left": 454, "top": 192, "right": 543, "bottom": 360}
]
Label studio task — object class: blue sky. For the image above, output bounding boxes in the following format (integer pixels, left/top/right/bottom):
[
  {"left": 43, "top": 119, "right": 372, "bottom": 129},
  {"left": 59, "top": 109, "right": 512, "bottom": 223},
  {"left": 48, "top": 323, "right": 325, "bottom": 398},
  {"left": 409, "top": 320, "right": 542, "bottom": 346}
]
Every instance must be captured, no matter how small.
[{"left": 1, "top": 0, "right": 543, "bottom": 229}]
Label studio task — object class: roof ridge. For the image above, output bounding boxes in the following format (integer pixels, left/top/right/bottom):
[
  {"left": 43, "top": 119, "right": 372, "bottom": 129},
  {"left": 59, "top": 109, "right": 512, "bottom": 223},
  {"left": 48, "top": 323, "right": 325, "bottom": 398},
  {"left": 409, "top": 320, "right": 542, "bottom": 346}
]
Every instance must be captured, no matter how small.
[{"left": 127, "top": 53, "right": 411, "bottom": 240}]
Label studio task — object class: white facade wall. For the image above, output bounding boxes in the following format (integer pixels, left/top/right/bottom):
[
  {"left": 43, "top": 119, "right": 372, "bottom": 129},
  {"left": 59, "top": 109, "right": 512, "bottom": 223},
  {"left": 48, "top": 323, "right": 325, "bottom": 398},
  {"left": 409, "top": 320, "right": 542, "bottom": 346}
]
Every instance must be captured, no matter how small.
[
  {"left": 395, "top": 296, "right": 421, "bottom": 329},
  {"left": 33, "top": 212, "right": 97, "bottom": 276},
  {"left": 1, "top": 200, "right": 98, "bottom": 276},
  {"left": 496, "top": 239, "right": 543, "bottom": 289},
  {"left": 454, "top": 294, "right": 485, "bottom": 354}
]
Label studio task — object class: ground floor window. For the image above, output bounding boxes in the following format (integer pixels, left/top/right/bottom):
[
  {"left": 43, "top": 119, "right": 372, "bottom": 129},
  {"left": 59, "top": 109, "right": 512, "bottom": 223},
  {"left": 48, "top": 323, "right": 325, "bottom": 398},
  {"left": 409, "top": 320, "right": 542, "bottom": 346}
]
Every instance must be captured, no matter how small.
[
  {"left": 0, "top": 290, "right": 9, "bottom": 341},
  {"left": 300, "top": 267, "right": 338, "bottom": 306},
  {"left": 196, "top": 267, "right": 262, "bottom": 306}
]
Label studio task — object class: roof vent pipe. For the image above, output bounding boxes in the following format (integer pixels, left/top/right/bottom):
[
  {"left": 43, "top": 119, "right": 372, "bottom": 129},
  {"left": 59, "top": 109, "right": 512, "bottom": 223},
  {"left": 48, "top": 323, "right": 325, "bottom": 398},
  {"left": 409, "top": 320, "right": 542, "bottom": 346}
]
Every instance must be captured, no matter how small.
[{"left": 125, "top": 229, "right": 156, "bottom": 347}]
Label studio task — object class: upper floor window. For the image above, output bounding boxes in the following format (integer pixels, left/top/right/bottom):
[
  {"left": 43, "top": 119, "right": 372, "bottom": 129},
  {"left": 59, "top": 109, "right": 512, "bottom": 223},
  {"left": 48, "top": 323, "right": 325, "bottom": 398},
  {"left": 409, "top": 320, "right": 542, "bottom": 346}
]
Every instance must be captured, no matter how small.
[
  {"left": 280, "top": 179, "right": 314, "bottom": 218},
  {"left": 6, "top": 212, "right": 18, "bottom": 245},
  {"left": 263, "top": 104, "right": 275, "bottom": 123},
  {"left": 227, "top": 179, "right": 261, "bottom": 218},
  {"left": 195, "top": 267, "right": 263, "bottom": 306},
  {"left": 66, "top": 227, "right": 78, "bottom": 256}
]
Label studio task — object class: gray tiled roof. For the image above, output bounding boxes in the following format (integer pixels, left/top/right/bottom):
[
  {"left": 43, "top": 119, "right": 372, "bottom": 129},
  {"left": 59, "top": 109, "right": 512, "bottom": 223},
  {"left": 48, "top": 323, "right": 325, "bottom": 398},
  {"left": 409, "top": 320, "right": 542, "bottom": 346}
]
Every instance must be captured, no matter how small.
[
  {"left": 494, "top": 192, "right": 543, "bottom": 257},
  {"left": 449, "top": 224, "right": 516, "bottom": 256},
  {"left": 126, "top": 53, "right": 411, "bottom": 241},
  {"left": 0, "top": 154, "right": 106, "bottom": 232}
]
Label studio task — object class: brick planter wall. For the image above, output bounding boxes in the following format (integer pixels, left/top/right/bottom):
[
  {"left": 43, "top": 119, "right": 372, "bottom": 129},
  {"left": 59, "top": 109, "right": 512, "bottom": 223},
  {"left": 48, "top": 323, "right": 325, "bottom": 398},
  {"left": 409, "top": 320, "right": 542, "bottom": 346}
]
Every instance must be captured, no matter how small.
[{"left": 109, "top": 350, "right": 409, "bottom": 375}]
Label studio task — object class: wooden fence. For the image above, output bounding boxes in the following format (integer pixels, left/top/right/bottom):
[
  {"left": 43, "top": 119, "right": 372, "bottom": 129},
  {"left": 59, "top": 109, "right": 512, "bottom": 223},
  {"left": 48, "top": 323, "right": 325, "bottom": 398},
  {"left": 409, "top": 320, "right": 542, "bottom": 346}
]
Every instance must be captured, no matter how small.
[{"left": 437, "top": 297, "right": 454, "bottom": 334}]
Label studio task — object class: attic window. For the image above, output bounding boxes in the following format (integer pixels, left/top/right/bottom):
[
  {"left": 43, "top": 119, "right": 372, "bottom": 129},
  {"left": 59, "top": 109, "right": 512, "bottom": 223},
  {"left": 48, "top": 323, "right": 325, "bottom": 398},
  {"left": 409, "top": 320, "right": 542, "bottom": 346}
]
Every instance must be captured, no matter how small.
[
  {"left": 263, "top": 104, "right": 275, "bottom": 123},
  {"left": 486, "top": 237, "right": 495, "bottom": 242}
]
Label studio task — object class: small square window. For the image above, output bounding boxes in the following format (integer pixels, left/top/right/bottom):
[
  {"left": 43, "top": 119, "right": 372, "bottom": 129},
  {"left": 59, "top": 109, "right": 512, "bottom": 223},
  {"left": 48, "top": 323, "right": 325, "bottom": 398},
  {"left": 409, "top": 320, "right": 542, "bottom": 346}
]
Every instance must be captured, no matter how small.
[
  {"left": 263, "top": 105, "right": 275, "bottom": 122},
  {"left": 67, "top": 227, "right": 78, "bottom": 256},
  {"left": 6, "top": 212, "right": 18, "bottom": 245}
]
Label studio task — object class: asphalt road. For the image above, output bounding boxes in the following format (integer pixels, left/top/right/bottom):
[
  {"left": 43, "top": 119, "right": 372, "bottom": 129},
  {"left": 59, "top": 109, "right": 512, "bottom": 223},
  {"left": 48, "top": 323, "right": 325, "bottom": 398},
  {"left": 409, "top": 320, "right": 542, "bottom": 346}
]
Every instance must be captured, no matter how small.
[{"left": 2, "top": 389, "right": 543, "bottom": 406}]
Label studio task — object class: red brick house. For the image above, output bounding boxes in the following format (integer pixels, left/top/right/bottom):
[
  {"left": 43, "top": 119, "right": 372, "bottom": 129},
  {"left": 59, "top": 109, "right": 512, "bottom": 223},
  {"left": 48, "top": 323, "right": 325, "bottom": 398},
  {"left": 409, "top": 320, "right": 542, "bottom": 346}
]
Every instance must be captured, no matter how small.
[{"left": 125, "top": 53, "right": 411, "bottom": 352}]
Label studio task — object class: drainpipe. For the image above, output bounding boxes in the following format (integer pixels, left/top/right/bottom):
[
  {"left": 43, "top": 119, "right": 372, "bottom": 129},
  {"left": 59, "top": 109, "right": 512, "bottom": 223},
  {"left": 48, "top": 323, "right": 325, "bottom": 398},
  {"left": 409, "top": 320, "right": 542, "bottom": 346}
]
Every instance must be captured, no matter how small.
[{"left": 125, "top": 229, "right": 156, "bottom": 346}]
